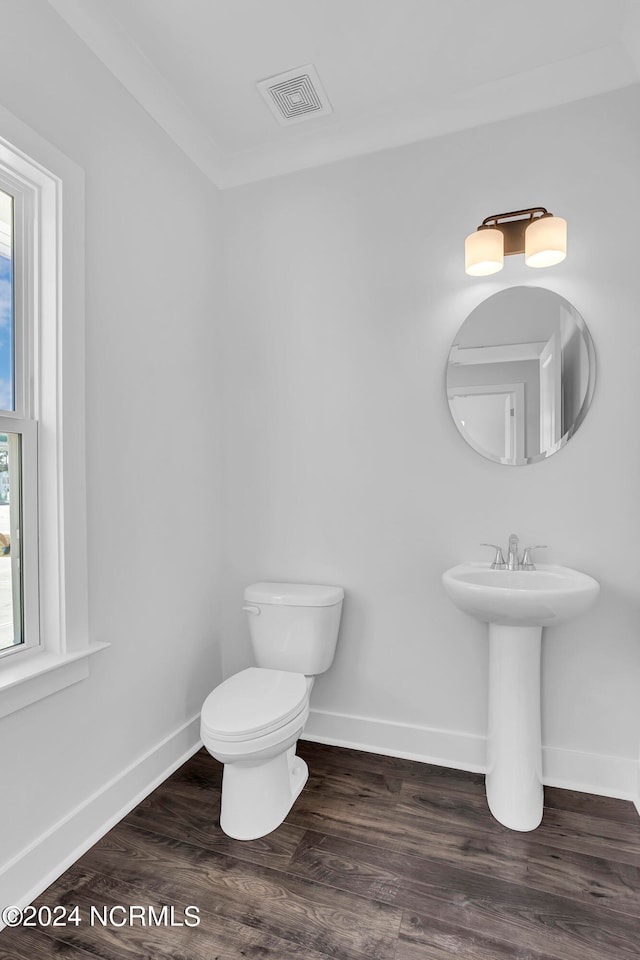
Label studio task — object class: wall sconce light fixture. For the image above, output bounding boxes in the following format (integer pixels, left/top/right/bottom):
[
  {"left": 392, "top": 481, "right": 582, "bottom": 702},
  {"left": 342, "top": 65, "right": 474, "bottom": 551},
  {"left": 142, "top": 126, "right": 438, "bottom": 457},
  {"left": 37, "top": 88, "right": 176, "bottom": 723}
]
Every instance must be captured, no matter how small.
[{"left": 465, "top": 207, "right": 567, "bottom": 276}]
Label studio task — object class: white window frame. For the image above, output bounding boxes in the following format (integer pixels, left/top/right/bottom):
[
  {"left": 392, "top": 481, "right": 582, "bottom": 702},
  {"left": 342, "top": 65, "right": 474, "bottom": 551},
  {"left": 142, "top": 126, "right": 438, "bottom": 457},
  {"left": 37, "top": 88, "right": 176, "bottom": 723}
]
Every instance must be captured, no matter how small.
[{"left": 0, "top": 103, "right": 107, "bottom": 718}]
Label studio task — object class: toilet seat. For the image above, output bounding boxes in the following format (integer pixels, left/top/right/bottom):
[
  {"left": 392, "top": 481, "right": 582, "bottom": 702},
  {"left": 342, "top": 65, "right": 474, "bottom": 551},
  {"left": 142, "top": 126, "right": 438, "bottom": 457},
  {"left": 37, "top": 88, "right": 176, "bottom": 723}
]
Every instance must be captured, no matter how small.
[{"left": 201, "top": 667, "right": 309, "bottom": 742}]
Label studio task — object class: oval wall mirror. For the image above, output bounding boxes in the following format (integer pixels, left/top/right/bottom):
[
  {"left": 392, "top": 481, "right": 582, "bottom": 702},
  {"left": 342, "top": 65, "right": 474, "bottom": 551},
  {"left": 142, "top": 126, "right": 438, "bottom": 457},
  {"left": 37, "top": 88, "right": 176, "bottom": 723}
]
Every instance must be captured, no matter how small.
[{"left": 446, "top": 287, "right": 596, "bottom": 465}]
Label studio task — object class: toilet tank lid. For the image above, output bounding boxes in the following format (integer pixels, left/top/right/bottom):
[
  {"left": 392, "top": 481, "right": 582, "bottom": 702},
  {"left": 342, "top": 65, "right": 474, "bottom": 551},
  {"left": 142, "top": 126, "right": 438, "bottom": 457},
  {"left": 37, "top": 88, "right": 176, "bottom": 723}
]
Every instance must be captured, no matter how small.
[{"left": 245, "top": 582, "right": 344, "bottom": 607}]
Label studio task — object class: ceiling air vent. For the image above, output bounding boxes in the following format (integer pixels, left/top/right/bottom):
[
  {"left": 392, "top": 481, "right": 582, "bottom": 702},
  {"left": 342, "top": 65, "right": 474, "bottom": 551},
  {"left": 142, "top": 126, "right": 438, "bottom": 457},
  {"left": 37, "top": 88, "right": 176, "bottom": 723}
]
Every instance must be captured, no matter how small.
[{"left": 256, "top": 64, "right": 333, "bottom": 126}]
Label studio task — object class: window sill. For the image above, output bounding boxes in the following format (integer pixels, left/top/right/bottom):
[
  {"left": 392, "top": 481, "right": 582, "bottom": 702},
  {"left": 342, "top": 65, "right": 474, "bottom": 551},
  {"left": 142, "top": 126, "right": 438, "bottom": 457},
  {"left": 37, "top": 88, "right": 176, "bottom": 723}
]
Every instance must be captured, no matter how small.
[{"left": 0, "top": 642, "right": 109, "bottom": 719}]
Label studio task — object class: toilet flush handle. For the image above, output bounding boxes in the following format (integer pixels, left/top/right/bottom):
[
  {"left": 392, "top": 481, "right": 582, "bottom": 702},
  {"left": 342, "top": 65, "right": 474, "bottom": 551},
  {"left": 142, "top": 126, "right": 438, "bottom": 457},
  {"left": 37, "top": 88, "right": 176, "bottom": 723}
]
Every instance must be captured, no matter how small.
[{"left": 242, "top": 604, "right": 261, "bottom": 616}]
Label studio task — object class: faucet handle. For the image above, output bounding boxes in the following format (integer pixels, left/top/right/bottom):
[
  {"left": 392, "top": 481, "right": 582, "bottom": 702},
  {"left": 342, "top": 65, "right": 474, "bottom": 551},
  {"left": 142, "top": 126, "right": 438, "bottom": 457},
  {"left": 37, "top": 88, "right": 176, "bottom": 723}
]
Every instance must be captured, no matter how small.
[
  {"left": 521, "top": 545, "right": 547, "bottom": 570},
  {"left": 480, "top": 544, "right": 506, "bottom": 569}
]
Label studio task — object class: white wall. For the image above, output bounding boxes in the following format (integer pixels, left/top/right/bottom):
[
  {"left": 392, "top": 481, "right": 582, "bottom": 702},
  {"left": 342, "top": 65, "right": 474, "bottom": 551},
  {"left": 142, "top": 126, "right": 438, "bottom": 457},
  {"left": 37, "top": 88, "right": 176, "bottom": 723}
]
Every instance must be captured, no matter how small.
[
  {"left": 221, "top": 84, "right": 640, "bottom": 798},
  {"left": 1, "top": 4, "right": 638, "bottom": 909},
  {"left": 0, "top": 0, "right": 223, "bottom": 899}
]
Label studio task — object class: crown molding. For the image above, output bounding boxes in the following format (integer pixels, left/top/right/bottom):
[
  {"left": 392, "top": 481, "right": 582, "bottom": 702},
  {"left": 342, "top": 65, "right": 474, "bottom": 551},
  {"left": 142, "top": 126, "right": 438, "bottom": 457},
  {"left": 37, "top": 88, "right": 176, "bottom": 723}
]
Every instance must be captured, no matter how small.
[
  {"left": 47, "top": 0, "right": 224, "bottom": 185},
  {"left": 623, "top": 1, "right": 640, "bottom": 76},
  {"left": 217, "top": 44, "right": 638, "bottom": 188},
  {"left": 47, "top": 1, "right": 638, "bottom": 192}
]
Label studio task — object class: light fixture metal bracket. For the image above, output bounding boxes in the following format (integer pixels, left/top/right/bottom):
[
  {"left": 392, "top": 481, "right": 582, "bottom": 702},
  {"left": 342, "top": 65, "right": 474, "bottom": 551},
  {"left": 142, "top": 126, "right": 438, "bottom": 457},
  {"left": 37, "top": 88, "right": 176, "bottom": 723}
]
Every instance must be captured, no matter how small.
[{"left": 478, "top": 207, "right": 552, "bottom": 257}]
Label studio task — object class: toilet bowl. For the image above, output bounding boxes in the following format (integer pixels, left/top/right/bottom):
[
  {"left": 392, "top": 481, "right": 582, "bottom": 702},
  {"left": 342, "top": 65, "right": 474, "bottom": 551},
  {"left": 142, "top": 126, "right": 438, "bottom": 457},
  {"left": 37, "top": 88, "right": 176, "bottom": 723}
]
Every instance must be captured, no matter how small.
[
  {"left": 200, "top": 581, "right": 343, "bottom": 840},
  {"left": 201, "top": 667, "right": 312, "bottom": 840}
]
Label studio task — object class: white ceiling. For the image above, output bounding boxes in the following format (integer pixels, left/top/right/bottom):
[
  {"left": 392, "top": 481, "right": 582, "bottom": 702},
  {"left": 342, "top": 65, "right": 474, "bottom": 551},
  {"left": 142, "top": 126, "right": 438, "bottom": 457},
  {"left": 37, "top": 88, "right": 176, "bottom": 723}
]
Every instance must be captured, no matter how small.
[{"left": 48, "top": 0, "right": 640, "bottom": 188}]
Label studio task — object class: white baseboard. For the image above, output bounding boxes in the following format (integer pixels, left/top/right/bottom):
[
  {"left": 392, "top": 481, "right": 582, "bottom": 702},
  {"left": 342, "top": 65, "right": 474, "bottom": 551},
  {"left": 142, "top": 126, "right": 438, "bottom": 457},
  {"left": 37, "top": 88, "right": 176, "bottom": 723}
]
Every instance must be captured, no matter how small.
[
  {"left": 0, "top": 715, "right": 203, "bottom": 918},
  {"left": 303, "top": 708, "right": 640, "bottom": 806},
  {"left": 542, "top": 745, "right": 638, "bottom": 801},
  {"left": 303, "top": 708, "right": 486, "bottom": 772}
]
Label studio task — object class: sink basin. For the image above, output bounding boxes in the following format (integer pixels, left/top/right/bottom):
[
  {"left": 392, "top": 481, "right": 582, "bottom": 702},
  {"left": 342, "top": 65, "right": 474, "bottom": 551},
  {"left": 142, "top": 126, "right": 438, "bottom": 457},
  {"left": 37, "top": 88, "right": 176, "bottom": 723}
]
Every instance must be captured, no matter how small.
[{"left": 442, "top": 562, "right": 599, "bottom": 627}]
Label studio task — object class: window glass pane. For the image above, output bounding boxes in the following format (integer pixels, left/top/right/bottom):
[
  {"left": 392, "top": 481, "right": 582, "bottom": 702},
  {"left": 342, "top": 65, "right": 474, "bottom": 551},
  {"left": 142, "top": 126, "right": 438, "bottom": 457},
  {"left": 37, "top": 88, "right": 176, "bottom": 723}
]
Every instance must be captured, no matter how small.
[
  {"left": 0, "top": 432, "right": 22, "bottom": 651},
  {"left": 0, "top": 188, "right": 14, "bottom": 412}
]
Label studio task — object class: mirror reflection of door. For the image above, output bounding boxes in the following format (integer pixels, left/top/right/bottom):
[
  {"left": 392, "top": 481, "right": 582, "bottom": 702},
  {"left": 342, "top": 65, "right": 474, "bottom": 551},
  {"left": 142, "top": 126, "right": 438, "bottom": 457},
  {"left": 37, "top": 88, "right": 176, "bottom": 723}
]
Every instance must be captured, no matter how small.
[
  {"left": 446, "top": 287, "right": 596, "bottom": 465},
  {"left": 449, "top": 384, "right": 525, "bottom": 464}
]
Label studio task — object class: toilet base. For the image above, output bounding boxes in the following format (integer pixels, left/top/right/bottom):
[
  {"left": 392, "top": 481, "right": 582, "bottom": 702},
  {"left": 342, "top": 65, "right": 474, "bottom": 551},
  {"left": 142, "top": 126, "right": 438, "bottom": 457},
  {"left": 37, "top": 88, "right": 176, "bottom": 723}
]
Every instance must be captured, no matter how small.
[{"left": 220, "top": 746, "right": 309, "bottom": 840}]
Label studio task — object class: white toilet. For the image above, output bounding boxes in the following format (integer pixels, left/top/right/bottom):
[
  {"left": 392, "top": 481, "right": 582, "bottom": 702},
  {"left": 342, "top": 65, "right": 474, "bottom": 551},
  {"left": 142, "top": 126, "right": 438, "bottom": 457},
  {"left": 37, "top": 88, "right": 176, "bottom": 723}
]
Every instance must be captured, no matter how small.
[{"left": 200, "top": 581, "right": 344, "bottom": 840}]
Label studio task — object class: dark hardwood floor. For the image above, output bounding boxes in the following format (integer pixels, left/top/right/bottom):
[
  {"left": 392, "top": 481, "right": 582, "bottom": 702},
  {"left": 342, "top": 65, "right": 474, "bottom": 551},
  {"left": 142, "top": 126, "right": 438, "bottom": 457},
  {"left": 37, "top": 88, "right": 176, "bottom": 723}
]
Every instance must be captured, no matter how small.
[{"left": 1, "top": 741, "right": 639, "bottom": 959}]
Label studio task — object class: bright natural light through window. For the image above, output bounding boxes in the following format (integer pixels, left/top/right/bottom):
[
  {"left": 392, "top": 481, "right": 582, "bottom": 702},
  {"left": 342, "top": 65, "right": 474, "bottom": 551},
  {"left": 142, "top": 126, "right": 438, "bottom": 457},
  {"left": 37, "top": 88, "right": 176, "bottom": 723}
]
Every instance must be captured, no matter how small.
[
  {"left": 0, "top": 189, "right": 23, "bottom": 654},
  {"left": 0, "top": 188, "right": 14, "bottom": 408}
]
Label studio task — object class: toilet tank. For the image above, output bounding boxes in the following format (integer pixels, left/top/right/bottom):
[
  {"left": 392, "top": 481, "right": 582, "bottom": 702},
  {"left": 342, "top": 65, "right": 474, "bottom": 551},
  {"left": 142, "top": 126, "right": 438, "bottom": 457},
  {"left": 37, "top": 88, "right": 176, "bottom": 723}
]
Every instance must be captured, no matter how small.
[{"left": 243, "top": 582, "right": 344, "bottom": 675}]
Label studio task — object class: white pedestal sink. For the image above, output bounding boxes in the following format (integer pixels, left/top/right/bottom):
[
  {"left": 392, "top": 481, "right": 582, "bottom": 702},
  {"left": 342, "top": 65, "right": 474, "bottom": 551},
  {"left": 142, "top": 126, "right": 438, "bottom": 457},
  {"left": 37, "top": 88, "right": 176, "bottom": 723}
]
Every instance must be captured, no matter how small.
[{"left": 442, "top": 563, "right": 599, "bottom": 831}]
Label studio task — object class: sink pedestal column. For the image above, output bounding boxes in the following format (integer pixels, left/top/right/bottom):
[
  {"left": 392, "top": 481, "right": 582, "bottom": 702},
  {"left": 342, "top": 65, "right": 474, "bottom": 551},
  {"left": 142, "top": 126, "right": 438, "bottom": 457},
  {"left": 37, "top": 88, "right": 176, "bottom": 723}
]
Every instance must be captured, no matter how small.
[{"left": 486, "top": 623, "right": 543, "bottom": 831}]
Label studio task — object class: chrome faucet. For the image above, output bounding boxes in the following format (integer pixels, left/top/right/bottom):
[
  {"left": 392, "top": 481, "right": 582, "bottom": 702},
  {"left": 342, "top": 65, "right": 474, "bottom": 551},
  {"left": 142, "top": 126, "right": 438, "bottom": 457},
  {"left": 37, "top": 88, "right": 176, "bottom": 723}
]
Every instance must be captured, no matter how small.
[
  {"left": 481, "top": 536, "right": 547, "bottom": 571},
  {"left": 507, "top": 533, "right": 520, "bottom": 570}
]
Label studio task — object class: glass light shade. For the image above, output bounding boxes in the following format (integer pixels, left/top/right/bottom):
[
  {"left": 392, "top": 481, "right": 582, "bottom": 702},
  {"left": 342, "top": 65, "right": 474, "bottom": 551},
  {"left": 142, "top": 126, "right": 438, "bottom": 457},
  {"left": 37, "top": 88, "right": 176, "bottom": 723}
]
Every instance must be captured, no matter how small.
[
  {"left": 465, "top": 228, "right": 504, "bottom": 276},
  {"left": 524, "top": 216, "right": 567, "bottom": 268}
]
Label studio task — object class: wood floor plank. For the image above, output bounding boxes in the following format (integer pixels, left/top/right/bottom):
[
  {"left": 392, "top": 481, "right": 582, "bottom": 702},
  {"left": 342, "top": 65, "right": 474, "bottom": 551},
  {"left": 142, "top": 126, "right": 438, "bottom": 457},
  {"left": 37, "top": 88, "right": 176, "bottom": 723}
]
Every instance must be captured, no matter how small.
[
  {"left": 286, "top": 790, "right": 400, "bottom": 848},
  {"left": 396, "top": 780, "right": 640, "bottom": 867},
  {"left": 286, "top": 758, "right": 405, "bottom": 849},
  {"left": 159, "top": 747, "right": 222, "bottom": 798},
  {"left": 0, "top": 925, "right": 100, "bottom": 960},
  {"left": 286, "top": 831, "right": 640, "bottom": 960},
  {"left": 124, "top": 779, "right": 306, "bottom": 871},
  {"left": 301, "top": 761, "right": 403, "bottom": 803},
  {"left": 300, "top": 739, "right": 485, "bottom": 796},
  {"left": 75, "top": 821, "right": 402, "bottom": 960},
  {"left": 543, "top": 786, "right": 639, "bottom": 824},
  {"left": 396, "top": 911, "right": 569, "bottom": 960},
  {"left": 12, "top": 866, "right": 343, "bottom": 960},
  {"left": 392, "top": 783, "right": 640, "bottom": 916},
  {"left": 536, "top": 805, "right": 640, "bottom": 865}
]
